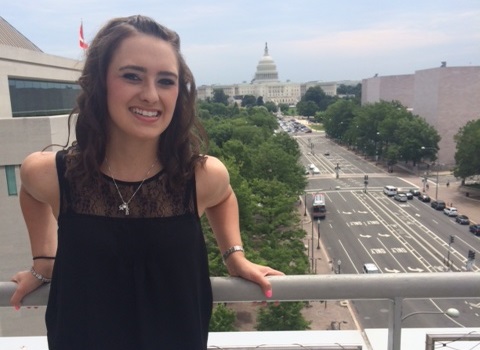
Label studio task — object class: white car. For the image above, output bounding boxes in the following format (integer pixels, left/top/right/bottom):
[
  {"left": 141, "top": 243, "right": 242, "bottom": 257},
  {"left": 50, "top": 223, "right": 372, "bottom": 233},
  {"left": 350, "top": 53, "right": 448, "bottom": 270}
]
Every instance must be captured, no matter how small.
[{"left": 443, "top": 207, "right": 458, "bottom": 217}]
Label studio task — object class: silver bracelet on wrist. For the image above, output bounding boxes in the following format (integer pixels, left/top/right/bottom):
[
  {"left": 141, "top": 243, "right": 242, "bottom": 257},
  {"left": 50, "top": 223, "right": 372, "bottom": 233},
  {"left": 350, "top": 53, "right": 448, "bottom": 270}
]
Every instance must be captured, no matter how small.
[
  {"left": 30, "top": 266, "right": 52, "bottom": 283},
  {"left": 222, "top": 245, "right": 244, "bottom": 264}
]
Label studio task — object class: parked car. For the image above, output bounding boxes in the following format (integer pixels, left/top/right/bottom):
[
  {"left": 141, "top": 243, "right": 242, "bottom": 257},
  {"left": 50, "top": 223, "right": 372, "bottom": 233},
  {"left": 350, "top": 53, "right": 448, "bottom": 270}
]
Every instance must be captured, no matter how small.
[
  {"left": 443, "top": 207, "right": 458, "bottom": 217},
  {"left": 419, "top": 194, "right": 431, "bottom": 202},
  {"left": 409, "top": 189, "right": 421, "bottom": 196},
  {"left": 455, "top": 215, "right": 470, "bottom": 225},
  {"left": 394, "top": 193, "right": 408, "bottom": 202},
  {"left": 431, "top": 200, "right": 446, "bottom": 210},
  {"left": 470, "top": 224, "right": 480, "bottom": 236}
]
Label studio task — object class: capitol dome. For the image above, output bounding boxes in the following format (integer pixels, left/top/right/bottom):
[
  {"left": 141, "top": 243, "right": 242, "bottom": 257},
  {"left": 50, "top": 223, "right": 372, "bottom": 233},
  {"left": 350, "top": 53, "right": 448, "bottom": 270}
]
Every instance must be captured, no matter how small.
[{"left": 252, "top": 43, "right": 279, "bottom": 83}]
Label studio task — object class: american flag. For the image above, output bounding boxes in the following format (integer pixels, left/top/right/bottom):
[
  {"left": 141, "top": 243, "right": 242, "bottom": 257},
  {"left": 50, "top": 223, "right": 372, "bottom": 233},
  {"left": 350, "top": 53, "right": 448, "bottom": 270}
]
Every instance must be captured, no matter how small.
[{"left": 79, "top": 21, "right": 88, "bottom": 49}]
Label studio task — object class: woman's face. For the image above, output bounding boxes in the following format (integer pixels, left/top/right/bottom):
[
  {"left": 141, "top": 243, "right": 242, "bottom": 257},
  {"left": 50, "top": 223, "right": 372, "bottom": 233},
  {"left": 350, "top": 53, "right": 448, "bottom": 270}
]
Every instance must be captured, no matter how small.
[{"left": 106, "top": 32, "right": 179, "bottom": 143}]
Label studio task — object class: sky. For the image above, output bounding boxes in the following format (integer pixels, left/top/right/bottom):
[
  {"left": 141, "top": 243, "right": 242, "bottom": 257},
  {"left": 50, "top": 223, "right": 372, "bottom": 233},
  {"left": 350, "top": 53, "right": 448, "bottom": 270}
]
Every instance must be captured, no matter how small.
[{"left": 2, "top": 0, "right": 480, "bottom": 86}]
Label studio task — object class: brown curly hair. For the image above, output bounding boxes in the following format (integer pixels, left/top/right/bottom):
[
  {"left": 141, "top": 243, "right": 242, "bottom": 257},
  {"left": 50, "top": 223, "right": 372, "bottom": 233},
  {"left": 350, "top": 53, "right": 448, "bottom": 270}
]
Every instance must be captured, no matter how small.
[{"left": 66, "top": 15, "right": 207, "bottom": 189}]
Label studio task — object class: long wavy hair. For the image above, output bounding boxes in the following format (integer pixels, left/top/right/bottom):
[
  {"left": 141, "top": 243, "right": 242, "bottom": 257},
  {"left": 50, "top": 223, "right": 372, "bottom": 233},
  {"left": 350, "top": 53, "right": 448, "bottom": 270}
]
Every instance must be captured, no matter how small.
[{"left": 66, "top": 15, "right": 207, "bottom": 189}]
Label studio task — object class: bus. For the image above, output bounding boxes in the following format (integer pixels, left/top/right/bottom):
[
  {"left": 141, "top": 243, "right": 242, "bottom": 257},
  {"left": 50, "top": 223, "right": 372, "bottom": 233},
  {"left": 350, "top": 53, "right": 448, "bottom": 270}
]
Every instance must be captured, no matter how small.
[{"left": 312, "top": 192, "right": 326, "bottom": 219}]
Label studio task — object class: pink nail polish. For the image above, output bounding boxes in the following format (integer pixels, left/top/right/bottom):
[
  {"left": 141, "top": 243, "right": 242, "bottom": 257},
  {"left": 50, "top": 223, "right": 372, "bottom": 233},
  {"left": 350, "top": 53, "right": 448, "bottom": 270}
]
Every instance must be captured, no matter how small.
[
  {"left": 14, "top": 305, "right": 20, "bottom": 311},
  {"left": 265, "top": 290, "right": 272, "bottom": 298}
]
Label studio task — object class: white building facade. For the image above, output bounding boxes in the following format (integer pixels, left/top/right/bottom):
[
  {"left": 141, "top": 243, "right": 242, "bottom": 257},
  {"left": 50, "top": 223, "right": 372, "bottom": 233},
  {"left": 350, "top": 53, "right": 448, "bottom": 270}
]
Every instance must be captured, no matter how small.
[{"left": 197, "top": 43, "right": 338, "bottom": 106}]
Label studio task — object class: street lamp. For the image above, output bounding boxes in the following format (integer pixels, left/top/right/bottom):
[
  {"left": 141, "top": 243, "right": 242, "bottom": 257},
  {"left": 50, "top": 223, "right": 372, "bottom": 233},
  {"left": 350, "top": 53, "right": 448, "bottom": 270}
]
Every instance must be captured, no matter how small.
[
  {"left": 421, "top": 146, "right": 439, "bottom": 199},
  {"left": 304, "top": 192, "right": 307, "bottom": 216},
  {"left": 389, "top": 299, "right": 460, "bottom": 350},
  {"left": 316, "top": 219, "right": 320, "bottom": 250}
]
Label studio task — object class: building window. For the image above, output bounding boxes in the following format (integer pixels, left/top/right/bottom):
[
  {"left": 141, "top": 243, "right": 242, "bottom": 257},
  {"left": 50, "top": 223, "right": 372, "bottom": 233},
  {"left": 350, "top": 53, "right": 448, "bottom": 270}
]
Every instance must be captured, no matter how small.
[
  {"left": 8, "top": 78, "right": 81, "bottom": 117},
  {"left": 5, "top": 165, "right": 18, "bottom": 196}
]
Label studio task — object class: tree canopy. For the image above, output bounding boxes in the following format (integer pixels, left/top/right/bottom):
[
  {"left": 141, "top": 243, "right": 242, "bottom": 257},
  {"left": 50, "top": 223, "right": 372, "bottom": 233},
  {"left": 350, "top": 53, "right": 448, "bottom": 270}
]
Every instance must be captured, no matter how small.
[
  {"left": 197, "top": 100, "right": 311, "bottom": 331},
  {"left": 454, "top": 119, "right": 480, "bottom": 179},
  {"left": 323, "top": 100, "right": 440, "bottom": 166}
]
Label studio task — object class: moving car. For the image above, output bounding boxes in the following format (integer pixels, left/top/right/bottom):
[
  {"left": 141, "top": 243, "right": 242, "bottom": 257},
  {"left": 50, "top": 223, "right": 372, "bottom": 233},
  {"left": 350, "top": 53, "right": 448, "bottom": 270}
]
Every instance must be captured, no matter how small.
[
  {"left": 470, "top": 224, "right": 480, "bottom": 236},
  {"left": 363, "top": 263, "right": 380, "bottom": 274},
  {"left": 404, "top": 191, "right": 413, "bottom": 200},
  {"left": 455, "top": 215, "right": 470, "bottom": 225},
  {"left": 443, "top": 207, "right": 458, "bottom": 217},
  {"left": 383, "top": 185, "right": 397, "bottom": 196},
  {"left": 419, "top": 194, "right": 431, "bottom": 202},
  {"left": 394, "top": 193, "right": 408, "bottom": 202},
  {"left": 409, "top": 189, "right": 421, "bottom": 196},
  {"left": 431, "top": 200, "right": 446, "bottom": 210}
]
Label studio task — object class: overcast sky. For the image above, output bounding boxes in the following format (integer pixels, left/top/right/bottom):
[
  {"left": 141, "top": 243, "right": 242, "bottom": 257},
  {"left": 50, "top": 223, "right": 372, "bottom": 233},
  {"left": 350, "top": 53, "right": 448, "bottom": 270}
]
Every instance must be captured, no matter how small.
[{"left": 3, "top": 0, "right": 479, "bottom": 86}]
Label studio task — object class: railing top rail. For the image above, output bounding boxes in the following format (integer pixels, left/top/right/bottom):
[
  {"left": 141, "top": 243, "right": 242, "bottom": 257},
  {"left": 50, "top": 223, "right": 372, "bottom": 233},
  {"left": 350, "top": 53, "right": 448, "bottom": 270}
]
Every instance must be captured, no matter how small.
[{"left": 1, "top": 273, "right": 478, "bottom": 307}]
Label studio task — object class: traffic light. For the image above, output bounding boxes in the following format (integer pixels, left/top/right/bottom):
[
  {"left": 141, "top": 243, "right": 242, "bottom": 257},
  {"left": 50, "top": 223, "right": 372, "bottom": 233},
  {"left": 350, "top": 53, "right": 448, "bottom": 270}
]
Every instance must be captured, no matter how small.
[{"left": 468, "top": 250, "right": 476, "bottom": 260}]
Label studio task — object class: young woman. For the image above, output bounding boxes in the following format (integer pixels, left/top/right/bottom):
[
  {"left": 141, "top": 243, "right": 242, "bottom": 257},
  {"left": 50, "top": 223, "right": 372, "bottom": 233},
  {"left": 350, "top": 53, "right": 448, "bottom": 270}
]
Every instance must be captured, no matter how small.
[{"left": 10, "top": 15, "right": 283, "bottom": 349}]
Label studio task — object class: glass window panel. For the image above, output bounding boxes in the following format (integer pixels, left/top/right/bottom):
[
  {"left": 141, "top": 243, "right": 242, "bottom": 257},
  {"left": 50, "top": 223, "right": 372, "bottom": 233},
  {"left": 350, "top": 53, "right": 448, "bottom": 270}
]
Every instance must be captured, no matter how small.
[{"left": 5, "top": 165, "right": 18, "bottom": 196}]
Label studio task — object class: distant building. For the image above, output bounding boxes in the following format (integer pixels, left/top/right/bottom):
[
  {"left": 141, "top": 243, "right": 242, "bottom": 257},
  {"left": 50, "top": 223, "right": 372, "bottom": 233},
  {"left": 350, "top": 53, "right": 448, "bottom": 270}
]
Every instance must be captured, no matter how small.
[
  {"left": 197, "top": 43, "right": 344, "bottom": 105},
  {"left": 361, "top": 65, "right": 480, "bottom": 166},
  {"left": 0, "top": 16, "right": 82, "bottom": 263}
]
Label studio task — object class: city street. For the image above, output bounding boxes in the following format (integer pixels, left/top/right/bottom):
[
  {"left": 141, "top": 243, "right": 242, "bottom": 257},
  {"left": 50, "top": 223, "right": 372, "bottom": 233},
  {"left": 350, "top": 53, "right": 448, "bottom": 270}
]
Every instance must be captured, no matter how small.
[{"left": 296, "top": 130, "right": 480, "bottom": 330}]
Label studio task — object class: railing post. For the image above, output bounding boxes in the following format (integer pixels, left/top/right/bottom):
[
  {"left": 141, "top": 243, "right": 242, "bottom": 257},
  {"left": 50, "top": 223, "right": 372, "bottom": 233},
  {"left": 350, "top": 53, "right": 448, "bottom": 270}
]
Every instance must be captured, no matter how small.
[{"left": 388, "top": 297, "right": 403, "bottom": 350}]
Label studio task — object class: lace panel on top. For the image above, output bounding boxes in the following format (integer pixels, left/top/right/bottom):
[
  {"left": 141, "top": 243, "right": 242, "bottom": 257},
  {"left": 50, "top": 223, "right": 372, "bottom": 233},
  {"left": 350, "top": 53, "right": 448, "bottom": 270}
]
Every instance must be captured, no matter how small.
[{"left": 61, "top": 171, "right": 196, "bottom": 219}]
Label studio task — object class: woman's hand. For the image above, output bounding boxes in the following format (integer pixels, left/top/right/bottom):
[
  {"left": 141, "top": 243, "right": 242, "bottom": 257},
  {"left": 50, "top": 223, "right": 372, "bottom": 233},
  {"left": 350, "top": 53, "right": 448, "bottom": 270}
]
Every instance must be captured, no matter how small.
[
  {"left": 10, "top": 270, "right": 46, "bottom": 310},
  {"left": 225, "top": 254, "right": 284, "bottom": 299}
]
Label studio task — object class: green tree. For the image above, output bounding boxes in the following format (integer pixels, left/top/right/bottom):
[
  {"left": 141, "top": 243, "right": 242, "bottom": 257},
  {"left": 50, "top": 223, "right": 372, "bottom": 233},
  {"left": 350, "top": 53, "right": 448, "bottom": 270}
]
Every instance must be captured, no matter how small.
[
  {"left": 209, "top": 304, "right": 237, "bottom": 332},
  {"left": 264, "top": 101, "right": 277, "bottom": 113},
  {"left": 256, "top": 302, "right": 311, "bottom": 331},
  {"left": 256, "top": 96, "right": 264, "bottom": 106},
  {"left": 323, "top": 99, "right": 357, "bottom": 142},
  {"left": 454, "top": 119, "right": 480, "bottom": 179},
  {"left": 241, "top": 95, "right": 257, "bottom": 107},
  {"left": 278, "top": 103, "right": 289, "bottom": 113},
  {"left": 337, "top": 83, "right": 362, "bottom": 101},
  {"left": 212, "top": 89, "right": 229, "bottom": 105},
  {"left": 303, "top": 86, "right": 337, "bottom": 111},
  {"left": 296, "top": 100, "right": 318, "bottom": 117}
]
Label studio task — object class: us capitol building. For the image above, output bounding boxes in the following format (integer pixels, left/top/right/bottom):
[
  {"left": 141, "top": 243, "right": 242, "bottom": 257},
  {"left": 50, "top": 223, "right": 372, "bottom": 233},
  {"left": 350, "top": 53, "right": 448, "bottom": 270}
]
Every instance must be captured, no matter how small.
[{"left": 196, "top": 43, "right": 350, "bottom": 105}]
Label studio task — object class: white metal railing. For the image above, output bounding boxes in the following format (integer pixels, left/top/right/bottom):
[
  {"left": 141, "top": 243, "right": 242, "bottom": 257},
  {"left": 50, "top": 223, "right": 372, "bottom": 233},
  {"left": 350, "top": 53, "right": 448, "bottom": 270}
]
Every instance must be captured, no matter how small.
[{"left": 1, "top": 273, "right": 479, "bottom": 350}]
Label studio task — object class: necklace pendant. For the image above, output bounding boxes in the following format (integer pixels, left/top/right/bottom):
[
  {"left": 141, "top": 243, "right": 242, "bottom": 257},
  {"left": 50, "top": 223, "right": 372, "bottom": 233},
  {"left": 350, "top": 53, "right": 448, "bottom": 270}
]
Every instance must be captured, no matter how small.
[{"left": 119, "top": 202, "right": 130, "bottom": 215}]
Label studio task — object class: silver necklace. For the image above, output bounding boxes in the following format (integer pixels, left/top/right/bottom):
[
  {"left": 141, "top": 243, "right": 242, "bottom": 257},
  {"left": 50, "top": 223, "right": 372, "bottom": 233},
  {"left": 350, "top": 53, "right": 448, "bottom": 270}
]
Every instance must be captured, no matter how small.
[{"left": 105, "top": 158, "right": 157, "bottom": 215}]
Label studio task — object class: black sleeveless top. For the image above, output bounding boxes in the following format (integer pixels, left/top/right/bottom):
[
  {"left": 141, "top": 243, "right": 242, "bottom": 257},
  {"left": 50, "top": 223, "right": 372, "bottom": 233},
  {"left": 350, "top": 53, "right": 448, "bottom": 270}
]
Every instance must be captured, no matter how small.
[{"left": 46, "top": 151, "right": 212, "bottom": 350}]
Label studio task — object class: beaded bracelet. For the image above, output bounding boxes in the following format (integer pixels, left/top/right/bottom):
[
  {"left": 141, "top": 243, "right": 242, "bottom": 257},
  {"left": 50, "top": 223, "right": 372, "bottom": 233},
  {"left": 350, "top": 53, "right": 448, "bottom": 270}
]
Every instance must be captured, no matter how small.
[
  {"left": 222, "top": 245, "right": 244, "bottom": 264},
  {"left": 30, "top": 266, "right": 52, "bottom": 283}
]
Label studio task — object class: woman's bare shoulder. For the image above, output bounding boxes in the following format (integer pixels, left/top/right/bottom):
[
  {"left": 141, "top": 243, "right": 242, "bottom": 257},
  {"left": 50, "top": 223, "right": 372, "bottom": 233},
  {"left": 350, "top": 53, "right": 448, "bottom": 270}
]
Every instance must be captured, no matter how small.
[
  {"left": 195, "top": 156, "right": 231, "bottom": 211},
  {"left": 20, "top": 151, "right": 59, "bottom": 203}
]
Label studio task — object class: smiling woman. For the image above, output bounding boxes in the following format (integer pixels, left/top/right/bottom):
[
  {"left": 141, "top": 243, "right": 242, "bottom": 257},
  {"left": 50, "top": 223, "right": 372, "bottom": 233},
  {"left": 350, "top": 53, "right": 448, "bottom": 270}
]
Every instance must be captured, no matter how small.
[{"left": 9, "top": 15, "right": 284, "bottom": 350}]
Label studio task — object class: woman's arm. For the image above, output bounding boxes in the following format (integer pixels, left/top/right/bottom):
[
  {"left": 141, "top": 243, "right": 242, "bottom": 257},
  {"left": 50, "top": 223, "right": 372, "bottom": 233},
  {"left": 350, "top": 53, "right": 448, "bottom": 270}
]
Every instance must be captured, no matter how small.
[
  {"left": 196, "top": 156, "right": 284, "bottom": 298},
  {"left": 10, "top": 152, "right": 59, "bottom": 309}
]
